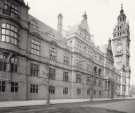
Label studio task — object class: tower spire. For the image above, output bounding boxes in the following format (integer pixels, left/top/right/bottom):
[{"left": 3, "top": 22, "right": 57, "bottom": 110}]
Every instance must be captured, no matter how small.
[{"left": 121, "top": 3, "right": 123, "bottom": 10}]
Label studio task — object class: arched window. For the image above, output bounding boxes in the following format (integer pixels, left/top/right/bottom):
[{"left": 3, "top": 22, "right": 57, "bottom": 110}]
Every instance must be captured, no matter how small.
[
  {"left": 10, "top": 56, "right": 18, "bottom": 72},
  {"left": 93, "top": 66, "right": 97, "bottom": 75},
  {"left": 0, "top": 54, "right": 7, "bottom": 71}
]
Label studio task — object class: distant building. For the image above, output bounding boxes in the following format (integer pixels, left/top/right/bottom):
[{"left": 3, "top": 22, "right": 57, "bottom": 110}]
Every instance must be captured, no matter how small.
[
  {"left": 0, "top": 0, "right": 124, "bottom": 101},
  {"left": 112, "top": 5, "right": 130, "bottom": 96}
]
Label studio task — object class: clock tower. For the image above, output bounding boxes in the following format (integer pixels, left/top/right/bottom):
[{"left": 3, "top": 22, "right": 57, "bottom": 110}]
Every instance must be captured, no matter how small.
[{"left": 112, "top": 5, "right": 130, "bottom": 96}]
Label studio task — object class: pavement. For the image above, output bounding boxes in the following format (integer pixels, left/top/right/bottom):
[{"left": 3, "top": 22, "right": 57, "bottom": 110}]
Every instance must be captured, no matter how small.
[
  {"left": 0, "top": 97, "right": 134, "bottom": 108},
  {"left": 0, "top": 98, "right": 134, "bottom": 113},
  {"left": 0, "top": 99, "right": 135, "bottom": 113},
  {"left": 0, "top": 99, "right": 129, "bottom": 113}
]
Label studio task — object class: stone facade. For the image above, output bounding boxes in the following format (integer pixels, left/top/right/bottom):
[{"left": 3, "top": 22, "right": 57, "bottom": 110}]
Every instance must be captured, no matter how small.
[{"left": 0, "top": 0, "right": 123, "bottom": 101}]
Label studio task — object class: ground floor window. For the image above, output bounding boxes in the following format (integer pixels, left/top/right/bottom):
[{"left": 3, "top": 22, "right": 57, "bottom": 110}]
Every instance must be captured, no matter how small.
[
  {"left": 30, "top": 84, "right": 38, "bottom": 93},
  {"left": 49, "top": 85, "right": 55, "bottom": 95},
  {"left": 63, "top": 87, "right": 68, "bottom": 95},
  {"left": 0, "top": 81, "right": 6, "bottom": 92},
  {"left": 11, "top": 82, "right": 18, "bottom": 93}
]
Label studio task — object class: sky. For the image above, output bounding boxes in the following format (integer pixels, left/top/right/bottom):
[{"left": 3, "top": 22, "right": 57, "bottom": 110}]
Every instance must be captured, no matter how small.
[{"left": 24, "top": 0, "right": 135, "bottom": 85}]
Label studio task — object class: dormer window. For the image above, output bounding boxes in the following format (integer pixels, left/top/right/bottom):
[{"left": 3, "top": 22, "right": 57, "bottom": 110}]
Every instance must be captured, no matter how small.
[{"left": 2, "top": 1, "right": 20, "bottom": 17}]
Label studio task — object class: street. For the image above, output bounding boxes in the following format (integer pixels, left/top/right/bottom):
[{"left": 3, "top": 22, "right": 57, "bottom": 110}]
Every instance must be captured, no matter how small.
[
  {"left": 85, "top": 99, "right": 135, "bottom": 113},
  {"left": 0, "top": 99, "right": 134, "bottom": 113}
]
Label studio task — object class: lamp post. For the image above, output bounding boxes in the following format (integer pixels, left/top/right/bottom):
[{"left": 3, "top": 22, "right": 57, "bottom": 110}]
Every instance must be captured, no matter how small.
[
  {"left": 42, "top": 68, "right": 50, "bottom": 105},
  {"left": 47, "top": 71, "right": 50, "bottom": 105},
  {"left": 109, "top": 77, "right": 115, "bottom": 99},
  {"left": 90, "top": 74, "right": 94, "bottom": 101}
]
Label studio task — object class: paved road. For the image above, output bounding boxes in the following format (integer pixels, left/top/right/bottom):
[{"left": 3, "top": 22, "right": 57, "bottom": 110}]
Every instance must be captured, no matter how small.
[
  {"left": 0, "top": 99, "right": 134, "bottom": 113},
  {"left": 84, "top": 99, "right": 135, "bottom": 113}
]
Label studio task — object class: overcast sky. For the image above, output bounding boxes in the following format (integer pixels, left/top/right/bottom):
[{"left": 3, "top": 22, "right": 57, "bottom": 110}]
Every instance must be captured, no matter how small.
[{"left": 24, "top": 0, "right": 135, "bottom": 85}]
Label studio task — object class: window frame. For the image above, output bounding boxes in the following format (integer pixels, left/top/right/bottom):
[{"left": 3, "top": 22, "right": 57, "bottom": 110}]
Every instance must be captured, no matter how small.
[
  {"left": 63, "top": 72, "right": 69, "bottom": 82},
  {"left": 10, "top": 57, "right": 18, "bottom": 73},
  {"left": 49, "top": 68, "right": 56, "bottom": 80},
  {"left": 0, "top": 23, "right": 19, "bottom": 45},
  {"left": 30, "top": 84, "right": 38, "bottom": 94},
  {"left": 11, "top": 82, "right": 18, "bottom": 93},
  {"left": 63, "top": 87, "right": 68, "bottom": 95},
  {"left": 0, "top": 54, "right": 7, "bottom": 72},
  {"left": 76, "top": 74, "right": 81, "bottom": 83},
  {"left": 63, "top": 55, "right": 69, "bottom": 65},
  {"left": 30, "top": 63, "right": 39, "bottom": 77},
  {"left": 0, "top": 81, "right": 6, "bottom": 92},
  {"left": 49, "top": 85, "right": 55, "bottom": 95},
  {"left": 49, "top": 47, "right": 57, "bottom": 61},
  {"left": 31, "top": 39, "right": 41, "bottom": 56},
  {"left": 2, "top": 1, "right": 20, "bottom": 17}
]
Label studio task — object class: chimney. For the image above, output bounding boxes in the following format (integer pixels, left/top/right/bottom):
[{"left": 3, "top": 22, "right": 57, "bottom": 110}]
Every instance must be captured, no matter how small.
[{"left": 57, "top": 13, "right": 63, "bottom": 33}]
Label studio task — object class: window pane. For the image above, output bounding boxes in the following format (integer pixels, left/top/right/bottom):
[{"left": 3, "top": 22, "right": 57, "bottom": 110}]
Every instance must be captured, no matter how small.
[{"left": 1, "top": 23, "right": 18, "bottom": 45}]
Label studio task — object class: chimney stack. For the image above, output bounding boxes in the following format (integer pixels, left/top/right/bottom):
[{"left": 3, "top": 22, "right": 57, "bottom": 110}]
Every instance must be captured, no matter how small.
[{"left": 57, "top": 13, "right": 63, "bottom": 33}]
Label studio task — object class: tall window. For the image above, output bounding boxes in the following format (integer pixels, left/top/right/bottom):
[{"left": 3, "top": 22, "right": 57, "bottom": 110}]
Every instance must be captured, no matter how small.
[
  {"left": 98, "top": 69, "right": 101, "bottom": 77},
  {"left": 105, "top": 80, "right": 108, "bottom": 90},
  {"left": 10, "top": 57, "right": 18, "bottom": 72},
  {"left": 30, "top": 63, "right": 39, "bottom": 77},
  {"left": 3, "top": 1, "right": 20, "bottom": 17},
  {"left": 77, "top": 88, "right": 81, "bottom": 95},
  {"left": 11, "top": 82, "right": 18, "bottom": 93},
  {"left": 63, "top": 55, "right": 69, "bottom": 65},
  {"left": 49, "top": 68, "right": 55, "bottom": 80},
  {"left": 49, "top": 85, "right": 55, "bottom": 94},
  {"left": 63, "top": 72, "right": 69, "bottom": 82},
  {"left": 94, "top": 67, "right": 97, "bottom": 76},
  {"left": 63, "top": 87, "right": 68, "bottom": 95},
  {"left": 30, "top": 84, "right": 38, "bottom": 93},
  {"left": 0, "top": 81, "right": 6, "bottom": 92},
  {"left": 31, "top": 39, "right": 40, "bottom": 55},
  {"left": 49, "top": 47, "right": 57, "bottom": 61},
  {"left": 76, "top": 74, "right": 81, "bottom": 83},
  {"left": 1, "top": 23, "right": 18, "bottom": 45},
  {"left": 0, "top": 54, "right": 7, "bottom": 71}
]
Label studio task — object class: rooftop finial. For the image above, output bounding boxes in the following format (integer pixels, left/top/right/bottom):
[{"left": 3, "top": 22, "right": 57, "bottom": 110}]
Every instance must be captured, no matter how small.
[
  {"left": 57, "top": 13, "right": 63, "bottom": 33},
  {"left": 121, "top": 3, "right": 123, "bottom": 10}
]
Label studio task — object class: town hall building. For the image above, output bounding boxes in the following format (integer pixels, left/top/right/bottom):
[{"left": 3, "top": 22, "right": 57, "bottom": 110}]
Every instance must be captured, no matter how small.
[{"left": 0, "top": 0, "right": 130, "bottom": 101}]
